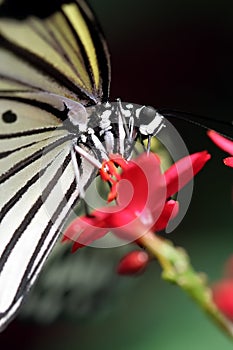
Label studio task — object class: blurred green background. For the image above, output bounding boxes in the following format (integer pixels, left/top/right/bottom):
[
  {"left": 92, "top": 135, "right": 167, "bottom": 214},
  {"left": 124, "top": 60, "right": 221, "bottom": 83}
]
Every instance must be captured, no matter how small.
[{"left": 1, "top": 0, "right": 233, "bottom": 349}]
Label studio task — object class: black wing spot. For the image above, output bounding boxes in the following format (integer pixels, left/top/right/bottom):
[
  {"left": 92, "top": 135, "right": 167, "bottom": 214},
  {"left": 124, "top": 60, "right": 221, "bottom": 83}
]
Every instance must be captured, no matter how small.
[{"left": 2, "top": 110, "right": 17, "bottom": 123}]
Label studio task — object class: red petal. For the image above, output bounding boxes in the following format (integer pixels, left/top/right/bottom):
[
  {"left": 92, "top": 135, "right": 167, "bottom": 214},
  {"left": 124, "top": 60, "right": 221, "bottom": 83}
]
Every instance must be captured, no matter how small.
[
  {"left": 119, "top": 152, "right": 166, "bottom": 216},
  {"left": 153, "top": 200, "right": 179, "bottom": 231},
  {"left": 117, "top": 250, "right": 149, "bottom": 275},
  {"left": 74, "top": 226, "right": 109, "bottom": 249},
  {"left": 105, "top": 208, "right": 150, "bottom": 242},
  {"left": 212, "top": 279, "right": 233, "bottom": 321},
  {"left": 165, "top": 151, "right": 211, "bottom": 197},
  {"left": 109, "top": 154, "right": 129, "bottom": 169},
  {"left": 117, "top": 154, "right": 150, "bottom": 210},
  {"left": 63, "top": 210, "right": 110, "bottom": 249},
  {"left": 71, "top": 242, "right": 85, "bottom": 252},
  {"left": 224, "top": 157, "right": 233, "bottom": 168},
  {"left": 208, "top": 130, "right": 233, "bottom": 156}
]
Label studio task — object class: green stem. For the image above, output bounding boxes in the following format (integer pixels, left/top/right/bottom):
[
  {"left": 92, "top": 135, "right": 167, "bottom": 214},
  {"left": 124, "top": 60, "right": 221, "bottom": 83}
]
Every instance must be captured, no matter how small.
[{"left": 138, "top": 232, "right": 233, "bottom": 340}]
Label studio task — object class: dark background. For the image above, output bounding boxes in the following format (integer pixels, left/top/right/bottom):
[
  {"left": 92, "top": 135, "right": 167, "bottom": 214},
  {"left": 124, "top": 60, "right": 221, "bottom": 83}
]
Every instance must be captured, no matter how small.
[{"left": 1, "top": 0, "right": 233, "bottom": 349}]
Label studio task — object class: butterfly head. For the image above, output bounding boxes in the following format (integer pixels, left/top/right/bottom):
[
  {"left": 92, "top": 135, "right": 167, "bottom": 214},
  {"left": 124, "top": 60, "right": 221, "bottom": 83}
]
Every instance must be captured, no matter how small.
[{"left": 137, "top": 106, "right": 166, "bottom": 137}]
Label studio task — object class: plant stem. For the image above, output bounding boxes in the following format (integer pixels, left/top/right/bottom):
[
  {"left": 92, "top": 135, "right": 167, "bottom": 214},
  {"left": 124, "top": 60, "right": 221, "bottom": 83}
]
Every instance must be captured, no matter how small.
[{"left": 138, "top": 232, "right": 233, "bottom": 340}]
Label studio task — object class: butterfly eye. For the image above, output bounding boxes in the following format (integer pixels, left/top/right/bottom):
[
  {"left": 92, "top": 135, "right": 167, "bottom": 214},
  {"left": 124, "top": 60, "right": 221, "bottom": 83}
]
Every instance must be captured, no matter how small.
[
  {"left": 139, "top": 106, "right": 156, "bottom": 124},
  {"left": 2, "top": 110, "right": 17, "bottom": 123}
]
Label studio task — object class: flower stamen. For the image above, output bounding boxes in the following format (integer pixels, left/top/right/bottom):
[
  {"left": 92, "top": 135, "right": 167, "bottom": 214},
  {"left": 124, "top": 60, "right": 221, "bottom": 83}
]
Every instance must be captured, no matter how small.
[{"left": 99, "top": 155, "right": 129, "bottom": 201}]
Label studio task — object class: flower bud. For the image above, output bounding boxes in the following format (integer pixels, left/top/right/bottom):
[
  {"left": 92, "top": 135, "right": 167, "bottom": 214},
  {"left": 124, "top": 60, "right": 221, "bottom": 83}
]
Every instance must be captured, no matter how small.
[
  {"left": 212, "top": 279, "right": 233, "bottom": 321},
  {"left": 117, "top": 251, "right": 149, "bottom": 275}
]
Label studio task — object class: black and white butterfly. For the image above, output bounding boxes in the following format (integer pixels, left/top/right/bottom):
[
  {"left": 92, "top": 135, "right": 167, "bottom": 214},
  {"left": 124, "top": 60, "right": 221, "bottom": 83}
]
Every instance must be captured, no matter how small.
[{"left": 0, "top": 0, "right": 171, "bottom": 330}]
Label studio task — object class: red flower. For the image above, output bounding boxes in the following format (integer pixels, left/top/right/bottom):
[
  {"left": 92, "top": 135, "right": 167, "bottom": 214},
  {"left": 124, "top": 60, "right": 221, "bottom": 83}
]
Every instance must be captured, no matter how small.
[
  {"left": 207, "top": 130, "right": 233, "bottom": 168},
  {"left": 63, "top": 151, "right": 210, "bottom": 251}
]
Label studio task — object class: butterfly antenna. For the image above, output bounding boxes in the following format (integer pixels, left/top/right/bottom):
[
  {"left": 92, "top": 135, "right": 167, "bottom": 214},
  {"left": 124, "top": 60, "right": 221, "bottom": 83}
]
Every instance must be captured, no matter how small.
[{"left": 158, "top": 108, "right": 233, "bottom": 140}]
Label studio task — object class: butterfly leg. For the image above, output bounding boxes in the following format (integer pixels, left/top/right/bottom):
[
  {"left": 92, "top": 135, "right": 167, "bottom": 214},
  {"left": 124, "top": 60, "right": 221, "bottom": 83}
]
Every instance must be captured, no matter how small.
[
  {"left": 71, "top": 142, "right": 103, "bottom": 198},
  {"left": 71, "top": 143, "right": 101, "bottom": 196},
  {"left": 71, "top": 146, "right": 85, "bottom": 199},
  {"left": 73, "top": 144, "right": 102, "bottom": 168},
  {"left": 147, "top": 135, "right": 152, "bottom": 154},
  {"left": 71, "top": 143, "right": 102, "bottom": 217}
]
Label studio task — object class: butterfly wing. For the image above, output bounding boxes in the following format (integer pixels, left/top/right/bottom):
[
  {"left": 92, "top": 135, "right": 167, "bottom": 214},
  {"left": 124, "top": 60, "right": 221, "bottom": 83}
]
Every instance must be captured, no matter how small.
[
  {"left": 0, "top": 0, "right": 111, "bottom": 105},
  {"left": 0, "top": 0, "right": 109, "bottom": 329}
]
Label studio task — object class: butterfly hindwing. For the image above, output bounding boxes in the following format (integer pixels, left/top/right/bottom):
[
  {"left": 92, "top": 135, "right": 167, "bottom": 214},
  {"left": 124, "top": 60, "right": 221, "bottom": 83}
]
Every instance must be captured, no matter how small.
[{"left": 0, "top": 94, "right": 97, "bottom": 329}]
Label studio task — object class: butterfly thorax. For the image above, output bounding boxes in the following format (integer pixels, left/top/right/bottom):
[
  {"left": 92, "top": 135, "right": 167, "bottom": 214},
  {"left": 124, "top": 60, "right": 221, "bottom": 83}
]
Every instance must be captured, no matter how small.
[{"left": 74, "top": 101, "right": 165, "bottom": 162}]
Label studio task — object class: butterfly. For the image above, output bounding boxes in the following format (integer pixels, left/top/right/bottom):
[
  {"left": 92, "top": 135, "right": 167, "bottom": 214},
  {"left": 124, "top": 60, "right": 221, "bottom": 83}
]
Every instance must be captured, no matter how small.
[{"left": 0, "top": 0, "right": 171, "bottom": 330}]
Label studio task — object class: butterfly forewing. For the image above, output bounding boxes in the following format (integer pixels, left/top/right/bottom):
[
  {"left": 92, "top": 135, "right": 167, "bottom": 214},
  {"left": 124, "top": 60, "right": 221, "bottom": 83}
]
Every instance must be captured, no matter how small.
[
  {"left": 0, "top": 0, "right": 110, "bottom": 104},
  {"left": 0, "top": 0, "right": 109, "bottom": 330}
]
